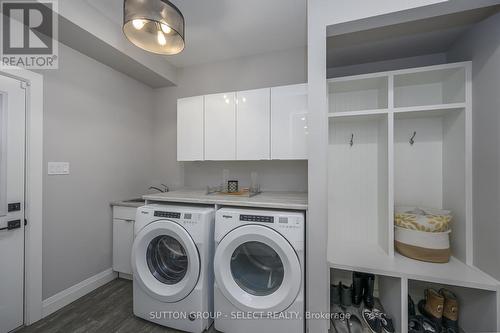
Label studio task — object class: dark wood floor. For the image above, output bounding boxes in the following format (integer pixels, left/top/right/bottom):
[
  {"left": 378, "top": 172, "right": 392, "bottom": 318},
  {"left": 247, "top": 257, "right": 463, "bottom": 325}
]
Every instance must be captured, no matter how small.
[{"left": 19, "top": 279, "right": 217, "bottom": 333}]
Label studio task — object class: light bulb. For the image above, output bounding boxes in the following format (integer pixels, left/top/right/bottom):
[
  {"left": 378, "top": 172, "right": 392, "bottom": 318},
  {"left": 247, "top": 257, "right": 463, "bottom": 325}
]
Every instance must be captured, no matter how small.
[
  {"left": 161, "top": 23, "right": 172, "bottom": 34},
  {"left": 132, "top": 19, "right": 146, "bottom": 30},
  {"left": 157, "top": 30, "right": 167, "bottom": 46}
]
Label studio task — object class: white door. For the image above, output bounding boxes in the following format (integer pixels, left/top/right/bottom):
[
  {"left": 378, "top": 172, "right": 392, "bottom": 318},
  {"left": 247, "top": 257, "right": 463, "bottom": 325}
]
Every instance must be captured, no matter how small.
[
  {"left": 177, "top": 96, "right": 204, "bottom": 161},
  {"left": 0, "top": 76, "right": 26, "bottom": 333},
  {"left": 236, "top": 88, "right": 270, "bottom": 160},
  {"left": 204, "top": 92, "right": 236, "bottom": 160},
  {"left": 271, "top": 84, "right": 308, "bottom": 160},
  {"left": 132, "top": 220, "right": 200, "bottom": 303},
  {"left": 214, "top": 225, "right": 301, "bottom": 313}
]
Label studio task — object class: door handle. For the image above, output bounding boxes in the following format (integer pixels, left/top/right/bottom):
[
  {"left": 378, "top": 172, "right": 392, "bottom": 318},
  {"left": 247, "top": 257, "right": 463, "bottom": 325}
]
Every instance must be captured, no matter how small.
[{"left": 0, "top": 219, "right": 21, "bottom": 231}]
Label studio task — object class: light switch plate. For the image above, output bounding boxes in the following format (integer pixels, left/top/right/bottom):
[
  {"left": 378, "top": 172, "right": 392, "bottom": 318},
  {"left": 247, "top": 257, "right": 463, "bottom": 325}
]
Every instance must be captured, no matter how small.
[{"left": 48, "top": 162, "right": 70, "bottom": 175}]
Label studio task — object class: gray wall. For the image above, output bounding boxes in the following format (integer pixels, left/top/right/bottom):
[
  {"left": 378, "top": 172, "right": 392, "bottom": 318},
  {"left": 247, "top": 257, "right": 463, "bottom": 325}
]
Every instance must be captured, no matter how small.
[
  {"left": 42, "top": 43, "right": 155, "bottom": 299},
  {"left": 447, "top": 12, "right": 500, "bottom": 280},
  {"left": 151, "top": 47, "right": 308, "bottom": 191}
]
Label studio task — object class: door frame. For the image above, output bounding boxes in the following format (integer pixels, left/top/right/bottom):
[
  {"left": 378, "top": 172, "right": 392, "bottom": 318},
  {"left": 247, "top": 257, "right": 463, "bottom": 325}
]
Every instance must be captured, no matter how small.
[{"left": 0, "top": 67, "right": 43, "bottom": 325}]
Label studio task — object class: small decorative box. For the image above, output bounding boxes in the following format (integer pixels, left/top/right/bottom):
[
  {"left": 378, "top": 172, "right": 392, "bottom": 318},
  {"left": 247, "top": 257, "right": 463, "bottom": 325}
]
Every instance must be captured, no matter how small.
[{"left": 227, "top": 180, "right": 239, "bottom": 193}]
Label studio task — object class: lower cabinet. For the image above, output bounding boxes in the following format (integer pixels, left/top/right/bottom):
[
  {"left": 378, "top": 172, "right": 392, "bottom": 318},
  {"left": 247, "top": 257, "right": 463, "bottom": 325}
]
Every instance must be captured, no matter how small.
[{"left": 112, "top": 206, "right": 136, "bottom": 276}]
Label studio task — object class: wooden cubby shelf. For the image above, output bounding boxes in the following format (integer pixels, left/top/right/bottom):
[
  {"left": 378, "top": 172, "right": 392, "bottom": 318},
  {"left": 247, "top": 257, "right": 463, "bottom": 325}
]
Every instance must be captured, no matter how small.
[{"left": 327, "top": 62, "right": 500, "bottom": 333}]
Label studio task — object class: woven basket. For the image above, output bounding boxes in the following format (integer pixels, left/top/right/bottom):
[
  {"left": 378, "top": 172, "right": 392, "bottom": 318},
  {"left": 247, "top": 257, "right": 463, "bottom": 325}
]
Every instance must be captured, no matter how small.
[{"left": 394, "top": 207, "right": 452, "bottom": 263}]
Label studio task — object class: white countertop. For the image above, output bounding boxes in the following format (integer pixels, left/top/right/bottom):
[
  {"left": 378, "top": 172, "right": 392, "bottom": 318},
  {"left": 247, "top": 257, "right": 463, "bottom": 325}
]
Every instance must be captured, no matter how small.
[
  {"left": 142, "top": 189, "right": 308, "bottom": 210},
  {"left": 110, "top": 199, "right": 145, "bottom": 208}
]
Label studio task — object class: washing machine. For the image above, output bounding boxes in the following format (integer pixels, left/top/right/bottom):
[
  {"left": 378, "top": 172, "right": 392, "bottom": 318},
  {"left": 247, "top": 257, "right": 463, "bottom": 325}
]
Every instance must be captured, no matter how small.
[
  {"left": 132, "top": 204, "right": 215, "bottom": 333},
  {"left": 213, "top": 207, "right": 305, "bottom": 333}
]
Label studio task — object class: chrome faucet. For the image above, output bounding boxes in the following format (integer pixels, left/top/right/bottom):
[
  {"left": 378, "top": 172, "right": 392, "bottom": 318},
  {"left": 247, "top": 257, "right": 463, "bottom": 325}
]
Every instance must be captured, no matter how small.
[{"left": 148, "top": 184, "right": 169, "bottom": 193}]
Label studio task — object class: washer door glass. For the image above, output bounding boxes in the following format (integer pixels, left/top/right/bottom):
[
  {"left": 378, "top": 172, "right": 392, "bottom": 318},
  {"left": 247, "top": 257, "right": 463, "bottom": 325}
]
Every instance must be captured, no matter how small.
[
  {"left": 147, "top": 235, "right": 188, "bottom": 285},
  {"left": 230, "top": 241, "right": 284, "bottom": 296},
  {"left": 214, "top": 224, "right": 302, "bottom": 313}
]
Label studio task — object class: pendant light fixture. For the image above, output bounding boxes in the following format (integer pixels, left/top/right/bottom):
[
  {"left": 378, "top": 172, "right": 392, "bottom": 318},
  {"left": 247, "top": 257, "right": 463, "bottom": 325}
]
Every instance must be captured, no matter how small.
[{"left": 123, "top": 0, "right": 185, "bottom": 55}]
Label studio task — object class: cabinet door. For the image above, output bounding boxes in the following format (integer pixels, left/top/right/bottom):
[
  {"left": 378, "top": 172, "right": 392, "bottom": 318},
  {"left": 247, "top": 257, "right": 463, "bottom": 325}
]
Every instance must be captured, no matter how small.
[
  {"left": 271, "top": 84, "right": 308, "bottom": 160},
  {"left": 205, "top": 92, "right": 236, "bottom": 160},
  {"left": 236, "top": 88, "right": 271, "bottom": 160},
  {"left": 113, "top": 219, "right": 134, "bottom": 275},
  {"left": 177, "top": 96, "right": 204, "bottom": 161}
]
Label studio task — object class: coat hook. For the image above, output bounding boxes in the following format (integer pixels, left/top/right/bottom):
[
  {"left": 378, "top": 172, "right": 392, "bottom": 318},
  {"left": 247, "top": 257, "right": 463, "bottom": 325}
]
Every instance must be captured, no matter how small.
[
  {"left": 349, "top": 133, "right": 354, "bottom": 147},
  {"left": 409, "top": 131, "right": 416, "bottom": 145}
]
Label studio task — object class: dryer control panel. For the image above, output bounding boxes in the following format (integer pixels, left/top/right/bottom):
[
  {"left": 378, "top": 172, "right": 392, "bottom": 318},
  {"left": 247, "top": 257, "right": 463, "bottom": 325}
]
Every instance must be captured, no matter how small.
[{"left": 215, "top": 208, "right": 305, "bottom": 245}]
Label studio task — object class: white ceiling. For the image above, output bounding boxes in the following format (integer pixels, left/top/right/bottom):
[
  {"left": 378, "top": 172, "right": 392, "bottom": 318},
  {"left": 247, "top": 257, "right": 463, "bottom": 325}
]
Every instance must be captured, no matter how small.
[{"left": 85, "top": 0, "right": 307, "bottom": 68}]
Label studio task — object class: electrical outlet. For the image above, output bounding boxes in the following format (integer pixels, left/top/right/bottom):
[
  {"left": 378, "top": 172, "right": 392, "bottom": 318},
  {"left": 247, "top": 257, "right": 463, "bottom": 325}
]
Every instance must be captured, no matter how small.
[{"left": 48, "top": 162, "right": 70, "bottom": 175}]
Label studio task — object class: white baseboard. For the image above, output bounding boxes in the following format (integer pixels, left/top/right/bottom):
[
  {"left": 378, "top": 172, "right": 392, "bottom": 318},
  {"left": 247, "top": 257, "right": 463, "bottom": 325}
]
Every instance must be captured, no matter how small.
[
  {"left": 117, "top": 272, "right": 133, "bottom": 281},
  {"left": 42, "top": 268, "right": 117, "bottom": 318}
]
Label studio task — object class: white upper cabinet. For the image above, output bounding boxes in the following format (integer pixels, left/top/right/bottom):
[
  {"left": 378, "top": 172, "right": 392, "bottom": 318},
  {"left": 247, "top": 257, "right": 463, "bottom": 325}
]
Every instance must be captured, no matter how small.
[
  {"left": 271, "top": 84, "right": 308, "bottom": 160},
  {"left": 204, "top": 92, "right": 237, "bottom": 160},
  {"left": 236, "top": 88, "right": 271, "bottom": 160},
  {"left": 177, "top": 96, "right": 204, "bottom": 161},
  {"left": 177, "top": 84, "right": 308, "bottom": 161}
]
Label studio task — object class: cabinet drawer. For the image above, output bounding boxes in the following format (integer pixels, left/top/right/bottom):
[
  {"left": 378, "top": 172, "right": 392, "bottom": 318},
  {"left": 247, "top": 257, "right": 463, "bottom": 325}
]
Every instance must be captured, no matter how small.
[{"left": 113, "top": 206, "right": 137, "bottom": 220}]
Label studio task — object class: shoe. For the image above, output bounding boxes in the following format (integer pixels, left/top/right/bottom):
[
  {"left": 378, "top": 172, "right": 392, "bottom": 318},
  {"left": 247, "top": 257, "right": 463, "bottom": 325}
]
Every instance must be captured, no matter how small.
[
  {"left": 352, "top": 272, "right": 364, "bottom": 306},
  {"left": 418, "top": 289, "right": 444, "bottom": 327},
  {"left": 363, "top": 274, "right": 375, "bottom": 309},
  {"left": 341, "top": 283, "right": 353, "bottom": 307},
  {"left": 330, "top": 283, "right": 349, "bottom": 333},
  {"left": 409, "top": 316, "right": 424, "bottom": 333},
  {"left": 347, "top": 312, "right": 364, "bottom": 333},
  {"left": 409, "top": 315, "right": 441, "bottom": 333},
  {"left": 409, "top": 295, "right": 416, "bottom": 317},
  {"left": 362, "top": 308, "right": 382, "bottom": 333},
  {"left": 331, "top": 283, "right": 341, "bottom": 305},
  {"left": 421, "top": 316, "right": 442, "bottom": 333},
  {"left": 374, "top": 309, "right": 395, "bottom": 333},
  {"left": 439, "top": 289, "right": 459, "bottom": 333},
  {"left": 330, "top": 307, "right": 350, "bottom": 333},
  {"left": 409, "top": 316, "right": 442, "bottom": 333}
]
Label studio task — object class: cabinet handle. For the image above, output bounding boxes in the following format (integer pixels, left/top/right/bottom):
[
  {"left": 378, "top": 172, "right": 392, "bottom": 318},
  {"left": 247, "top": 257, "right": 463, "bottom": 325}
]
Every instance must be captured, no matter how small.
[{"left": 125, "top": 219, "right": 134, "bottom": 223}]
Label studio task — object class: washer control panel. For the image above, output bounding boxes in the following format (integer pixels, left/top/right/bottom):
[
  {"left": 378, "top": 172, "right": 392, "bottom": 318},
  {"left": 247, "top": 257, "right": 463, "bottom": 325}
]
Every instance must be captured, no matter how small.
[
  {"left": 153, "top": 210, "right": 200, "bottom": 224},
  {"left": 154, "top": 211, "right": 181, "bottom": 219},
  {"left": 240, "top": 214, "right": 274, "bottom": 223}
]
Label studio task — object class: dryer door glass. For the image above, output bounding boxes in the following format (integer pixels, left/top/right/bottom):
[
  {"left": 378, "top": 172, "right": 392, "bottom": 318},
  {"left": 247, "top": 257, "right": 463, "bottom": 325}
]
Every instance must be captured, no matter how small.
[
  {"left": 230, "top": 241, "right": 284, "bottom": 296},
  {"left": 147, "top": 235, "right": 188, "bottom": 285}
]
